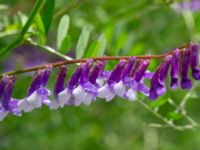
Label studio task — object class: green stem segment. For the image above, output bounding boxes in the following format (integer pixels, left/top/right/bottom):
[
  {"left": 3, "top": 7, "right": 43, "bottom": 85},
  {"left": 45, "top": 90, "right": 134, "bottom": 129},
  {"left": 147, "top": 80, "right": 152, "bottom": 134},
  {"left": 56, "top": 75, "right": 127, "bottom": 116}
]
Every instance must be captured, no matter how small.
[
  {"left": 0, "top": 0, "right": 46, "bottom": 57},
  {"left": 25, "top": 39, "right": 73, "bottom": 61}
]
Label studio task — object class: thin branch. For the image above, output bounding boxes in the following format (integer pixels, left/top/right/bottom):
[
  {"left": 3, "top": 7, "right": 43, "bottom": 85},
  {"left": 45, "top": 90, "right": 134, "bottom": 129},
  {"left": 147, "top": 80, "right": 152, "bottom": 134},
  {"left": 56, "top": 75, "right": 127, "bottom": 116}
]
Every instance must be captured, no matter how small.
[
  {"left": 25, "top": 39, "right": 73, "bottom": 61},
  {"left": 136, "top": 99, "right": 185, "bottom": 131},
  {"left": 0, "top": 42, "right": 192, "bottom": 77},
  {"left": 0, "top": 53, "right": 169, "bottom": 77}
]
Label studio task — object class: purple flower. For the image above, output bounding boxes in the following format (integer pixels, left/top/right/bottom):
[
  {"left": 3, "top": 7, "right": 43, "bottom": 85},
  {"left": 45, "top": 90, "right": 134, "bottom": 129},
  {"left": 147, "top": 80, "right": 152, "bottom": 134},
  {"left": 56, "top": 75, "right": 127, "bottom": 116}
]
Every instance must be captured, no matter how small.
[
  {"left": 122, "top": 59, "right": 150, "bottom": 97},
  {"left": 149, "top": 56, "right": 172, "bottom": 100},
  {"left": 18, "top": 66, "right": 52, "bottom": 112},
  {"left": 170, "top": 49, "right": 179, "bottom": 89},
  {"left": 98, "top": 60, "right": 127, "bottom": 101},
  {"left": 54, "top": 66, "right": 67, "bottom": 98},
  {"left": 114, "top": 57, "right": 136, "bottom": 100},
  {"left": 189, "top": 43, "right": 200, "bottom": 80},
  {"left": 0, "top": 75, "right": 9, "bottom": 97},
  {"left": 177, "top": 0, "right": 200, "bottom": 12},
  {"left": 72, "top": 60, "right": 98, "bottom": 106},
  {"left": 53, "top": 64, "right": 84, "bottom": 108},
  {"left": 0, "top": 76, "right": 21, "bottom": 121},
  {"left": 179, "top": 50, "right": 192, "bottom": 89},
  {"left": 134, "top": 59, "right": 150, "bottom": 82},
  {"left": 49, "top": 66, "right": 67, "bottom": 109}
]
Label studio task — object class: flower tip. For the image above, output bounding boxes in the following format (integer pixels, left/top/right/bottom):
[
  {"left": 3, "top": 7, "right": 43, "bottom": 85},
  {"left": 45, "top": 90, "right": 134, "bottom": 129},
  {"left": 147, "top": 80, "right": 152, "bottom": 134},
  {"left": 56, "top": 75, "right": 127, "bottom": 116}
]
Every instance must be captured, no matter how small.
[
  {"left": 192, "top": 69, "right": 200, "bottom": 80},
  {"left": 170, "top": 78, "right": 178, "bottom": 90},
  {"left": 149, "top": 89, "right": 158, "bottom": 100},
  {"left": 181, "top": 78, "right": 192, "bottom": 89}
]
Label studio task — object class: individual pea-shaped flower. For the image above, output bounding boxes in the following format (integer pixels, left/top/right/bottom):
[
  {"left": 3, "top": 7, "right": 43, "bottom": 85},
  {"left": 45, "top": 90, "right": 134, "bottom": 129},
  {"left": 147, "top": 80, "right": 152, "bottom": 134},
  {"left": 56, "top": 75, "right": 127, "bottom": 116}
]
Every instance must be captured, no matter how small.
[
  {"left": 49, "top": 66, "right": 67, "bottom": 109},
  {"left": 112, "top": 57, "right": 136, "bottom": 100},
  {"left": 149, "top": 55, "right": 172, "bottom": 100},
  {"left": 189, "top": 43, "right": 200, "bottom": 80},
  {"left": 170, "top": 49, "right": 179, "bottom": 89},
  {"left": 18, "top": 66, "right": 52, "bottom": 112},
  {"left": 179, "top": 50, "right": 192, "bottom": 89},
  {"left": 133, "top": 59, "right": 150, "bottom": 96},
  {"left": 0, "top": 75, "right": 10, "bottom": 121},
  {"left": 56, "top": 64, "right": 83, "bottom": 106},
  {"left": 72, "top": 60, "right": 98, "bottom": 106},
  {"left": 98, "top": 60, "right": 127, "bottom": 101},
  {"left": 1, "top": 76, "right": 21, "bottom": 121},
  {"left": 122, "top": 59, "right": 150, "bottom": 100}
]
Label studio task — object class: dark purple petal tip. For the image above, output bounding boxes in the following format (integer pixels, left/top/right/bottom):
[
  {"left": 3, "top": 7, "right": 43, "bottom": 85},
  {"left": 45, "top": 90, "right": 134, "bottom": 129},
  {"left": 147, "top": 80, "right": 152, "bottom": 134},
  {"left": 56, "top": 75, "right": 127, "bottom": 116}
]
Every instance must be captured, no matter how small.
[{"left": 181, "top": 78, "right": 192, "bottom": 89}]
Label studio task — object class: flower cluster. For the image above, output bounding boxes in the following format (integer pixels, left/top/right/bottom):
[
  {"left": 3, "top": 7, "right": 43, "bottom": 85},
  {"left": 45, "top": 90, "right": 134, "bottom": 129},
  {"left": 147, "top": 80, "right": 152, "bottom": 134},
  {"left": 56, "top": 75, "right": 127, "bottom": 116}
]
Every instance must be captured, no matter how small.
[{"left": 0, "top": 43, "right": 199, "bottom": 121}]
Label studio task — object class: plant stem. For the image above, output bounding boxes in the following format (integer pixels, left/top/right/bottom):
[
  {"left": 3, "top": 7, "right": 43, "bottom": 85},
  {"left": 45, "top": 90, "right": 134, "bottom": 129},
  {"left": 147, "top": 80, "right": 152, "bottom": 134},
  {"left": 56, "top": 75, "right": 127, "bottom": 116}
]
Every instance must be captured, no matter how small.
[
  {"left": 0, "top": 42, "right": 191, "bottom": 77},
  {"left": 0, "top": 0, "right": 46, "bottom": 57},
  {"left": 25, "top": 39, "right": 73, "bottom": 61},
  {"left": 0, "top": 53, "right": 168, "bottom": 77}
]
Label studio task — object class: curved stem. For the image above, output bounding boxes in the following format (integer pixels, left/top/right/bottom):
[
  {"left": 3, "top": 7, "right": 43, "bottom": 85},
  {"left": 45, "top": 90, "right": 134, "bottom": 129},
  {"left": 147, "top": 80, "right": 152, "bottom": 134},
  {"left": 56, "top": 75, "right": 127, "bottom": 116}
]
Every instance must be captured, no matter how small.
[{"left": 0, "top": 53, "right": 168, "bottom": 77}]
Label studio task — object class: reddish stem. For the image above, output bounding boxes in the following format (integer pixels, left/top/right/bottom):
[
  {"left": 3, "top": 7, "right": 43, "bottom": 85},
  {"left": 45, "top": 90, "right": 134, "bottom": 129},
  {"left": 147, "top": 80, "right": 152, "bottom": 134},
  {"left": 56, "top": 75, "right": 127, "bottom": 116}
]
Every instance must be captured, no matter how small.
[{"left": 0, "top": 43, "right": 191, "bottom": 77}]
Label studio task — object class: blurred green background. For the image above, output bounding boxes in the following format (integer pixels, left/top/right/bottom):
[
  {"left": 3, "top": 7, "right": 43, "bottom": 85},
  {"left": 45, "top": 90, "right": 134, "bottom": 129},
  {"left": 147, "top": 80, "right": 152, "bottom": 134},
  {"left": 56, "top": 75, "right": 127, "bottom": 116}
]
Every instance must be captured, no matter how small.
[{"left": 1, "top": 0, "right": 200, "bottom": 149}]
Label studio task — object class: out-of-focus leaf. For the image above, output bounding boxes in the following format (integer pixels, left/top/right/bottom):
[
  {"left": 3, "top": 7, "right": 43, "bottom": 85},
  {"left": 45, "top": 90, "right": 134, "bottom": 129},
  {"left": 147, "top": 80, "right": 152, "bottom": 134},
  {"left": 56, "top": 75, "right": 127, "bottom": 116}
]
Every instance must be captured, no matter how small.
[
  {"left": 60, "top": 35, "right": 71, "bottom": 54},
  {"left": 167, "top": 112, "right": 182, "bottom": 120},
  {"left": 150, "top": 98, "right": 168, "bottom": 108},
  {"left": 88, "top": 34, "right": 106, "bottom": 57},
  {"left": 17, "top": 12, "right": 28, "bottom": 27},
  {"left": 76, "top": 26, "right": 91, "bottom": 58},
  {"left": 35, "top": 14, "right": 46, "bottom": 45},
  {"left": 96, "top": 34, "right": 106, "bottom": 56},
  {"left": 84, "top": 41, "right": 100, "bottom": 58},
  {"left": 57, "top": 15, "right": 70, "bottom": 50},
  {"left": 41, "top": 0, "right": 55, "bottom": 33},
  {"left": 113, "top": 32, "right": 128, "bottom": 55}
]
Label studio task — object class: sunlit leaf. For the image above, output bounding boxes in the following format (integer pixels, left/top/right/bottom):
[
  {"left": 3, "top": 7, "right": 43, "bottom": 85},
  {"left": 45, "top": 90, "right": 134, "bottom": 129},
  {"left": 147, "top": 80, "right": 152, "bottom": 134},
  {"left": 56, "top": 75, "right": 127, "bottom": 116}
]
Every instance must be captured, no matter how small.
[
  {"left": 76, "top": 25, "right": 91, "bottom": 59},
  {"left": 17, "top": 12, "right": 28, "bottom": 27},
  {"left": 57, "top": 15, "right": 70, "bottom": 50}
]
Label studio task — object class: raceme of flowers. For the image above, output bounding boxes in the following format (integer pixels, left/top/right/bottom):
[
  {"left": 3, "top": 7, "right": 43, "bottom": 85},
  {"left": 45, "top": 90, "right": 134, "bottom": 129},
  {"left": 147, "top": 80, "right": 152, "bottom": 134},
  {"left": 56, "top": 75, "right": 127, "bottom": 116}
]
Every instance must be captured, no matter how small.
[{"left": 0, "top": 43, "right": 199, "bottom": 121}]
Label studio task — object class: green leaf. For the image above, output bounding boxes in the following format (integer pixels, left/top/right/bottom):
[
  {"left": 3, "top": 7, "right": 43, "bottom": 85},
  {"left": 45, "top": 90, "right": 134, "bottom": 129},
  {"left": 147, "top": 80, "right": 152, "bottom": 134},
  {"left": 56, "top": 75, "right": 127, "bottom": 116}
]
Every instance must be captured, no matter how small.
[
  {"left": 57, "top": 15, "right": 70, "bottom": 50},
  {"left": 35, "top": 14, "right": 46, "bottom": 45},
  {"left": 41, "top": 0, "right": 55, "bottom": 33},
  {"left": 84, "top": 41, "right": 100, "bottom": 58},
  {"left": 91, "top": 34, "right": 106, "bottom": 57},
  {"left": 167, "top": 112, "right": 182, "bottom": 120},
  {"left": 17, "top": 12, "right": 28, "bottom": 27},
  {"left": 76, "top": 26, "right": 91, "bottom": 59},
  {"left": 60, "top": 35, "right": 71, "bottom": 54},
  {"left": 150, "top": 98, "right": 168, "bottom": 108}
]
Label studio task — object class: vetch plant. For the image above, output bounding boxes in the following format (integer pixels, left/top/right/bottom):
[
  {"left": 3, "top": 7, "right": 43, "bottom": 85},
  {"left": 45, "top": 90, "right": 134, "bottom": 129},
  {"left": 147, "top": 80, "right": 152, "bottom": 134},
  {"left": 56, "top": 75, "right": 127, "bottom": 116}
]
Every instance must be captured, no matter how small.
[
  {"left": 0, "top": 42, "right": 200, "bottom": 122},
  {"left": 0, "top": 0, "right": 200, "bottom": 132}
]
